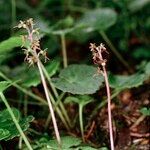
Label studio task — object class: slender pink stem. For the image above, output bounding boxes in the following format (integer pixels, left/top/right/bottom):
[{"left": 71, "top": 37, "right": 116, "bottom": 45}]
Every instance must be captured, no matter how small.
[
  {"left": 37, "top": 60, "right": 61, "bottom": 145},
  {"left": 102, "top": 66, "right": 114, "bottom": 150},
  {"left": 90, "top": 43, "right": 114, "bottom": 150}
]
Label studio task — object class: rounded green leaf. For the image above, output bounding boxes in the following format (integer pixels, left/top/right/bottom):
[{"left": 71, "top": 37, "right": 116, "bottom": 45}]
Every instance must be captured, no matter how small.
[
  {"left": 109, "top": 73, "right": 145, "bottom": 90},
  {"left": 52, "top": 64, "right": 104, "bottom": 94},
  {"left": 78, "top": 8, "right": 117, "bottom": 32}
]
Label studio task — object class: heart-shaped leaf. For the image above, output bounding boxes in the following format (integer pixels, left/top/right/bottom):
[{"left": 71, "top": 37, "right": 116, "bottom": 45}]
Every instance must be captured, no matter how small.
[
  {"left": 109, "top": 73, "right": 145, "bottom": 91},
  {"left": 52, "top": 64, "right": 104, "bottom": 94},
  {"left": 0, "top": 108, "right": 34, "bottom": 141},
  {"left": 78, "top": 8, "right": 117, "bottom": 32}
]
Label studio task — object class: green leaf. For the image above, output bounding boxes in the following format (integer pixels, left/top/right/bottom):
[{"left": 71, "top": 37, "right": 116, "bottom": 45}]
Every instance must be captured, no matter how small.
[
  {"left": 128, "top": 0, "right": 150, "bottom": 12},
  {"left": 0, "top": 129, "right": 10, "bottom": 140},
  {"left": 0, "top": 108, "right": 34, "bottom": 141},
  {"left": 45, "top": 60, "right": 60, "bottom": 77},
  {"left": 78, "top": 8, "right": 117, "bottom": 32},
  {"left": 0, "top": 81, "right": 11, "bottom": 92},
  {"left": 76, "top": 146, "right": 97, "bottom": 150},
  {"left": 99, "top": 148, "right": 108, "bottom": 150},
  {"left": 1, "top": 61, "right": 60, "bottom": 88},
  {"left": 52, "top": 64, "right": 104, "bottom": 94},
  {"left": 109, "top": 73, "right": 145, "bottom": 91},
  {"left": 140, "top": 107, "right": 150, "bottom": 116},
  {"left": 0, "top": 36, "right": 22, "bottom": 54},
  {"left": 65, "top": 95, "right": 93, "bottom": 107},
  {"left": 132, "top": 47, "right": 150, "bottom": 59},
  {"left": 144, "top": 61, "right": 150, "bottom": 80},
  {"left": 46, "top": 136, "right": 82, "bottom": 149},
  {"left": 22, "top": 136, "right": 97, "bottom": 150},
  {"left": 23, "top": 61, "right": 59, "bottom": 87}
]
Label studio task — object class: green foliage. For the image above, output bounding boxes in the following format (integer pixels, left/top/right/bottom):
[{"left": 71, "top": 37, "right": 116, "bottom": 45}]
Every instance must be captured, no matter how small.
[
  {"left": 132, "top": 47, "right": 150, "bottom": 60},
  {"left": 0, "top": 129, "right": 10, "bottom": 141},
  {"left": 0, "top": 36, "right": 22, "bottom": 63},
  {"left": 143, "top": 61, "right": 150, "bottom": 80},
  {"left": 0, "top": 81, "right": 11, "bottom": 92},
  {"left": 22, "top": 61, "right": 60, "bottom": 87},
  {"left": 0, "top": 36, "right": 22, "bottom": 54},
  {"left": 0, "top": 61, "right": 59, "bottom": 88},
  {"left": 0, "top": 108, "right": 34, "bottom": 141},
  {"left": 140, "top": 107, "right": 150, "bottom": 116},
  {"left": 65, "top": 95, "right": 93, "bottom": 107},
  {"left": 0, "top": 0, "right": 149, "bottom": 149},
  {"left": 78, "top": 8, "right": 117, "bottom": 32},
  {"left": 52, "top": 64, "right": 104, "bottom": 94},
  {"left": 109, "top": 73, "right": 145, "bottom": 91},
  {"left": 128, "top": 0, "right": 150, "bottom": 12},
  {"left": 23, "top": 136, "right": 97, "bottom": 150}
]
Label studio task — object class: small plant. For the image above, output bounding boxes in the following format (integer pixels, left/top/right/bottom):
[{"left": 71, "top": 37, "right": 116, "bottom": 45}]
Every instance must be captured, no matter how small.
[
  {"left": 15, "top": 18, "right": 61, "bottom": 145},
  {"left": 90, "top": 43, "right": 114, "bottom": 150},
  {"left": 0, "top": 81, "right": 33, "bottom": 149},
  {"left": 65, "top": 95, "right": 93, "bottom": 142}
]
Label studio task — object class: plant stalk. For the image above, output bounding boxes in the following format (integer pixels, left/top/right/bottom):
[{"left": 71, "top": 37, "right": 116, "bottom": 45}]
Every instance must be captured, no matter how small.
[
  {"left": 79, "top": 105, "right": 85, "bottom": 142},
  {"left": 0, "top": 93, "right": 33, "bottom": 150},
  {"left": 0, "top": 72, "right": 70, "bottom": 130},
  {"left": 40, "top": 63, "right": 72, "bottom": 128},
  {"left": 46, "top": 91, "right": 70, "bottom": 131},
  {"left": 11, "top": 0, "right": 16, "bottom": 34},
  {"left": 60, "top": 33, "right": 68, "bottom": 68},
  {"left": 37, "top": 61, "right": 61, "bottom": 145},
  {"left": 102, "top": 66, "right": 114, "bottom": 150}
]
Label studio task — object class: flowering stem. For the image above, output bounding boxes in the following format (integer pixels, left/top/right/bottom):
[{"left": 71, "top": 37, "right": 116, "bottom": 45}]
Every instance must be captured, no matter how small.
[
  {"left": 90, "top": 43, "right": 114, "bottom": 150},
  {"left": 15, "top": 18, "right": 61, "bottom": 146},
  {"left": 37, "top": 61, "right": 61, "bottom": 145},
  {"left": 102, "top": 66, "right": 114, "bottom": 150},
  {"left": 40, "top": 62, "right": 72, "bottom": 128}
]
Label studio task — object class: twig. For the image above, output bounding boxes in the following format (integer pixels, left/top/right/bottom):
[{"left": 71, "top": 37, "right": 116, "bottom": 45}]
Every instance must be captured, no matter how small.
[
  {"left": 130, "top": 132, "right": 150, "bottom": 138},
  {"left": 130, "top": 115, "right": 146, "bottom": 130},
  {"left": 85, "top": 121, "right": 95, "bottom": 140}
]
